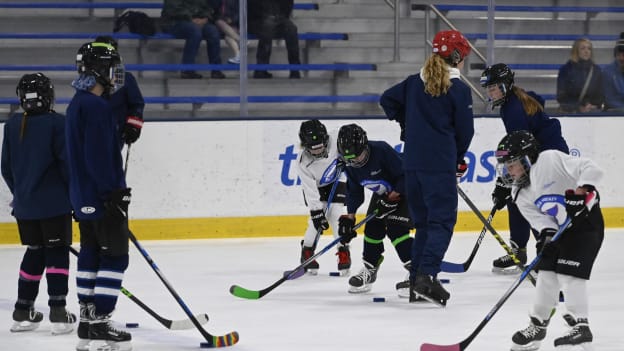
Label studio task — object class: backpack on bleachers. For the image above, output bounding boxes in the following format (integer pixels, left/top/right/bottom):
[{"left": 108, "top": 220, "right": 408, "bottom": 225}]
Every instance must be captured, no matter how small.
[{"left": 113, "top": 10, "right": 157, "bottom": 37}]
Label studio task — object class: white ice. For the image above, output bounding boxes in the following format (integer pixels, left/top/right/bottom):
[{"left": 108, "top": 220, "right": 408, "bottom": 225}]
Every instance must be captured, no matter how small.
[{"left": 0, "top": 229, "right": 622, "bottom": 351}]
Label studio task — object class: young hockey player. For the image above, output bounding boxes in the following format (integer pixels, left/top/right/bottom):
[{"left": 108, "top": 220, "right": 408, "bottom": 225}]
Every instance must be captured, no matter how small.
[
  {"left": 495, "top": 131, "right": 603, "bottom": 351},
  {"left": 336, "top": 123, "right": 413, "bottom": 294},
  {"left": 380, "top": 29, "right": 474, "bottom": 306},
  {"left": 296, "top": 119, "right": 350, "bottom": 275},
  {"left": 2, "top": 73, "right": 76, "bottom": 334},
  {"left": 66, "top": 42, "right": 132, "bottom": 351},
  {"left": 481, "top": 63, "right": 569, "bottom": 274}
]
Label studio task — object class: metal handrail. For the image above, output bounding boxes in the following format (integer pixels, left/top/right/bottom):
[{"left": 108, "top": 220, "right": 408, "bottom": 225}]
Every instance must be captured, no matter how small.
[{"left": 383, "top": 0, "right": 401, "bottom": 62}]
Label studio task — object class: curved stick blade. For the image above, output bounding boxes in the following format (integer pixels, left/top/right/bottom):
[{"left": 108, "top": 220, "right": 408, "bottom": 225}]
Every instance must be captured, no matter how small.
[
  {"left": 202, "top": 331, "right": 240, "bottom": 348},
  {"left": 229, "top": 285, "right": 260, "bottom": 300},
  {"left": 420, "top": 342, "right": 461, "bottom": 351},
  {"left": 168, "top": 313, "right": 209, "bottom": 330}
]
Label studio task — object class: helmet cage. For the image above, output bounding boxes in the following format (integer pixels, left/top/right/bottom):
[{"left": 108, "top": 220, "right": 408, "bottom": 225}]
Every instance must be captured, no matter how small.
[
  {"left": 341, "top": 145, "right": 370, "bottom": 168},
  {"left": 337, "top": 124, "right": 369, "bottom": 168},
  {"left": 496, "top": 155, "right": 532, "bottom": 188},
  {"left": 299, "top": 120, "right": 329, "bottom": 159},
  {"left": 80, "top": 42, "right": 125, "bottom": 94},
  {"left": 480, "top": 64, "right": 514, "bottom": 108},
  {"left": 16, "top": 73, "right": 54, "bottom": 114}
]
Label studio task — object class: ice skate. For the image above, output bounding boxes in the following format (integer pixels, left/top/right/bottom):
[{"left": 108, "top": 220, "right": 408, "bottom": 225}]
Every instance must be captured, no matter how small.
[
  {"left": 89, "top": 313, "right": 132, "bottom": 351},
  {"left": 510, "top": 316, "right": 548, "bottom": 351},
  {"left": 336, "top": 244, "right": 351, "bottom": 276},
  {"left": 348, "top": 257, "right": 382, "bottom": 293},
  {"left": 396, "top": 261, "right": 412, "bottom": 298},
  {"left": 10, "top": 307, "right": 43, "bottom": 332},
  {"left": 410, "top": 273, "right": 449, "bottom": 307},
  {"left": 554, "top": 316, "right": 594, "bottom": 350},
  {"left": 300, "top": 244, "right": 319, "bottom": 275},
  {"left": 76, "top": 302, "right": 94, "bottom": 351},
  {"left": 492, "top": 240, "right": 527, "bottom": 274},
  {"left": 49, "top": 306, "right": 76, "bottom": 335}
]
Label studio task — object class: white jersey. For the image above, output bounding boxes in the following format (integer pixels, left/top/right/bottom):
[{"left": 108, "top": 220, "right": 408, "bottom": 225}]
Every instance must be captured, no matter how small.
[
  {"left": 513, "top": 150, "right": 604, "bottom": 233},
  {"left": 296, "top": 130, "right": 346, "bottom": 212}
]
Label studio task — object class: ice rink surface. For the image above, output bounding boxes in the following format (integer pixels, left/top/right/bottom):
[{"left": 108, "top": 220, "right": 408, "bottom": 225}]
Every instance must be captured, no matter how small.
[{"left": 0, "top": 229, "right": 622, "bottom": 351}]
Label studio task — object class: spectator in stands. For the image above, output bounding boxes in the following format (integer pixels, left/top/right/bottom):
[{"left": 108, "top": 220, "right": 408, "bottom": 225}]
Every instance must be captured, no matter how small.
[
  {"left": 216, "top": 0, "right": 241, "bottom": 64},
  {"left": 556, "top": 38, "right": 604, "bottom": 113},
  {"left": 160, "top": 0, "right": 226, "bottom": 79},
  {"left": 601, "top": 33, "right": 624, "bottom": 112},
  {"left": 248, "top": 0, "right": 302, "bottom": 79},
  {"left": 92, "top": 36, "right": 145, "bottom": 148}
]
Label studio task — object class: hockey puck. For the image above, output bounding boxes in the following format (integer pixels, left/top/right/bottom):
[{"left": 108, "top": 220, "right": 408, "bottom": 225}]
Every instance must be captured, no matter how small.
[
  {"left": 440, "top": 278, "right": 450, "bottom": 284},
  {"left": 200, "top": 342, "right": 212, "bottom": 348},
  {"left": 125, "top": 323, "right": 139, "bottom": 328},
  {"left": 373, "top": 297, "right": 386, "bottom": 302},
  {"left": 329, "top": 271, "right": 341, "bottom": 277}
]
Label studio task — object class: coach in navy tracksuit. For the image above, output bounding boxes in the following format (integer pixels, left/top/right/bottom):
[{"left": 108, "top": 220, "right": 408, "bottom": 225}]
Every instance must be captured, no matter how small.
[{"left": 380, "top": 30, "right": 474, "bottom": 305}]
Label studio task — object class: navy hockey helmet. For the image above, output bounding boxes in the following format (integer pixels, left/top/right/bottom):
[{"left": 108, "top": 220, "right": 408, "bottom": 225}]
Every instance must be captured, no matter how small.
[
  {"left": 299, "top": 119, "right": 329, "bottom": 159},
  {"left": 480, "top": 63, "right": 515, "bottom": 108},
  {"left": 337, "top": 124, "right": 369, "bottom": 168},
  {"left": 495, "top": 130, "right": 540, "bottom": 188},
  {"left": 16, "top": 72, "right": 54, "bottom": 115},
  {"left": 77, "top": 42, "right": 124, "bottom": 94}
]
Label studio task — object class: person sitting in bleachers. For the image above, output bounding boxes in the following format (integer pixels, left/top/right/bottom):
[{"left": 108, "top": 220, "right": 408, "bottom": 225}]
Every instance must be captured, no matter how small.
[
  {"left": 556, "top": 38, "right": 604, "bottom": 113},
  {"left": 215, "top": 0, "right": 242, "bottom": 64},
  {"left": 602, "top": 33, "right": 624, "bottom": 112}
]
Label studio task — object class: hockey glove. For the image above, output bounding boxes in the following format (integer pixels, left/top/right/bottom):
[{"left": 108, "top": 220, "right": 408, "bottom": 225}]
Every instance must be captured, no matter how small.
[
  {"left": 456, "top": 160, "right": 468, "bottom": 178},
  {"left": 374, "top": 194, "right": 399, "bottom": 219},
  {"left": 122, "top": 115, "right": 144, "bottom": 144},
  {"left": 491, "top": 177, "right": 511, "bottom": 210},
  {"left": 104, "top": 188, "right": 132, "bottom": 220},
  {"left": 565, "top": 187, "right": 599, "bottom": 224},
  {"left": 338, "top": 215, "right": 357, "bottom": 244},
  {"left": 310, "top": 210, "right": 329, "bottom": 232},
  {"left": 536, "top": 228, "right": 558, "bottom": 256}
]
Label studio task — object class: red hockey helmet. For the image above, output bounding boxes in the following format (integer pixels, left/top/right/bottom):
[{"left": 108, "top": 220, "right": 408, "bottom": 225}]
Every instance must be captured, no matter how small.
[{"left": 432, "top": 30, "right": 471, "bottom": 66}]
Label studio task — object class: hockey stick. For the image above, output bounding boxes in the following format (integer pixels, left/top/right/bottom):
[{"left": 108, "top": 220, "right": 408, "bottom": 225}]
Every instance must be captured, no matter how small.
[
  {"left": 456, "top": 185, "right": 537, "bottom": 286},
  {"left": 124, "top": 144, "right": 131, "bottom": 177},
  {"left": 420, "top": 217, "right": 571, "bottom": 351},
  {"left": 69, "top": 247, "right": 209, "bottom": 330},
  {"left": 129, "top": 232, "right": 239, "bottom": 347},
  {"left": 440, "top": 205, "right": 497, "bottom": 273},
  {"left": 230, "top": 212, "right": 376, "bottom": 300}
]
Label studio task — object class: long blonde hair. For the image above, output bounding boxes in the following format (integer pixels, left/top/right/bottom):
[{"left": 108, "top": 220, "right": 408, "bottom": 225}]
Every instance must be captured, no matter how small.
[
  {"left": 512, "top": 86, "right": 543, "bottom": 116},
  {"left": 422, "top": 55, "right": 452, "bottom": 97},
  {"left": 570, "top": 38, "right": 593, "bottom": 63}
]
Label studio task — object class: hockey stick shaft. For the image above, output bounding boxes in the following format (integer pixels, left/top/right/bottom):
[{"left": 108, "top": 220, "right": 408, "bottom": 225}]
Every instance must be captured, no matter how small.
[
  {"left": 420, "top": 218, "right": 571, "bottom": 351},
  {"left": 456, "top": 185, "right": 536, "bottom": 285},
  {"left": 124, "top": 144, "right": 131, "bottom": 177},
  {"left": 311, "top": 165, "right": 343, "bottom": 249},
  {"left": 129, "top": 232, "right": 239, "bottom": 347},
  {"left": 440, "top": 206, "right": 497, "bottom": 273},
  {"left": 69, "top": 246, "right": 208, "bottom": 330},
  {"left": 230, "top": 212, "right": 376, "bottom": 300}
]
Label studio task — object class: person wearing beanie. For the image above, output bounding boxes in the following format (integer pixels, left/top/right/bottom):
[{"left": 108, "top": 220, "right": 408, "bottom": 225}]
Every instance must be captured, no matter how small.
[{"left": 601, "top": 32, "right": 624, "bottom": 111}]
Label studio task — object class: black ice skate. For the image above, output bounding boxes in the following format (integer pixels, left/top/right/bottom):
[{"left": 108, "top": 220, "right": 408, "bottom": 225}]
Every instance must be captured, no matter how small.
[
  {"left": 49, "top": 306, "right": 76, "bottom": 335},
  {"left": 76, "top": 302, "right": 94, "bottom": 351},
  {"left": 89, "top": 313, "right": 132, "bottom": 351},
  {"left": 410, "top": 273, "right": 449, "bottom": 307},
  {"left": 396, "top": 261, "right": 413, "bottom": 299},
  {"left": 300, "top": 244, "right": 319, "bottom": 275},
  {"left": 492, "top": 240, "right": 527, "bottom": 274},
  {"left": 348, "top": 257, "right": 382, "bottom": 293},
  {"left": 336, "top": 244, "right": 351, "bottom": 275},
  {"left": 554, "top": 316, "right": 594, "bottom": 350},
  {"left": 510, "top": 316, "right": 549, "bottom": 351},
  {"left": 10, "top": 307, "right": 43, "bottom": 332}
]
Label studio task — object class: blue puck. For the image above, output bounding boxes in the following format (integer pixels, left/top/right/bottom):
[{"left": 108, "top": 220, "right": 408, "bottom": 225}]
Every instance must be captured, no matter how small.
[
  {"left": 329, "top": 271, "right": 340, "bottom": 276},
  {"left": 440, "top": 278, "right": 450, "bottom": 284},
  {"left": 125, "top": 323, "right": 139, "bottom": 328},
  {"left": 373, "top": 297, "right": 386, "bottom": 302}
]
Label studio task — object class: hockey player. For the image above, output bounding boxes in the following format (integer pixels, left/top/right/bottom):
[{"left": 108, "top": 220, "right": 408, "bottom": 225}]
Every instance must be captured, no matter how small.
[
  {"left": 381, "top": 30, "right": 474, "bottom": 306},
  {"left": 1, "top": 73, "right": 76, "bottom": 334},
  {"left": 66, "top": 42, "right": 132, "bottom": 351},
  {"left": 296, "top": 119, "right": 350, "bottom": 275},
  {"left": 495, "top": 131, "right": 603, "bottom": 351},
  {"left": 336, "top": 123, "right": 413, "bottom": 294},
  {"left": 480, "top": 63, "right": 569, "bottom": 274}
]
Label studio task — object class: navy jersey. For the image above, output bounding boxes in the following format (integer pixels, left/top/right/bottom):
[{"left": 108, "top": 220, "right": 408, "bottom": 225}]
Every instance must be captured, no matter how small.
[
  {"left": 501, "top": 92, "right": 569, "bottom": 154},
  {"left": 344, "top": 140, "right": 405, "bottom": 214},
  {"left": 109, "top": 72, "right": 144, "bottom": 147},
  {"left": 1, "top": 112, "right": 71, "bottom": 219},
  {"left": 65, "top": 90, "right": 126, "bottom": 220}
]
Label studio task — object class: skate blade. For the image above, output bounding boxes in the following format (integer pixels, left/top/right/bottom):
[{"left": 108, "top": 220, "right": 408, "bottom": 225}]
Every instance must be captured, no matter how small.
[
  {"left": 305, "top": 269, "right": 318, "bottom": 276},
  {"left": 492, "top": 266, "right": 523, "bottom": 275},
  {"left": 338, "top": 269, "right": 350, "bottom": 276},
  {"left": 51, "top": 322, "right": 75, "bottom": 335},
  {"left": 348, "top": 285, "right": 372, "bottom": 294},
  {"left": 76, "top": 339, "right": 91, "bottom": 351},
  {"left": 397, "top": 288, "right": 409, "bottom": 298},
  {"left": 10, "top": 321, "right": 40, "bottom": 332},
  {"left": 90, "top": 340, "right": 132, "bottom": 351},
  {"left": 510, "top": 340, "right": 541, "bottom": 351},
  {"left": 412, "top": 292, "right": 446, "bottom": 307},
  {"left": 554, "top": 343, "right": 595, "bottom": 351}
]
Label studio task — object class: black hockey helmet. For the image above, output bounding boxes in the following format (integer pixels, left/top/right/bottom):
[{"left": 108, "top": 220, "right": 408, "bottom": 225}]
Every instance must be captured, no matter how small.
[
  {"left": 480, "top": 63, "right": 514, "bottom": 107},
  {"left": 337, "top": 123, "right": 369, "bottom": 168},
  {"left": 495, "top": 130, "right": 540, "bottom": 187},
  {"left": 16, "top": 72, "right": 54, "bottom": 115},
  {"left": 299, "top": 119, "right": 329, "bottom": 159},
  {"left": 77, "top": 42, "right": 124, "bottom": 94}
]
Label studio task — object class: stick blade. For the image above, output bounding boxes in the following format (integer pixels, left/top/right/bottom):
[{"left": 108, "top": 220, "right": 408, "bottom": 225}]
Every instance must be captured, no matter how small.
[
  {"left": 202, "top": 331, "right": 240, "bottom": 348},
  {"left": 420, "top": 343, "right": 461, "bottom": 351},
  {"left": 229, "top": 285, "right": 260, "bottom": 300},
  {"left": 439, "top": 261, "right": 466, "bottom": 273},
  {"left": 168, "top": 313, "right": 209, "bottom": 330}
]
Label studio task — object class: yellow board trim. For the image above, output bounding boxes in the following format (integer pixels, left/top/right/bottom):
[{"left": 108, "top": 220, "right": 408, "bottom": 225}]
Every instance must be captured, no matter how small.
[{"left": 1, "top": 208, "right": 622, "bottom": 244}]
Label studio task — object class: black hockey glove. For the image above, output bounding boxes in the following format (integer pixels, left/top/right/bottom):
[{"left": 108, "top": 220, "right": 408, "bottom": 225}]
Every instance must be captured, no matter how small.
[
  {"left": 564, "top": 187, "right": 599, "bottom": 224},
  {"left": 338, "top": 215, "right": 357, "bottom": 244},
  {"left": 491, "top": 177, "right": 511, "bottom": 210},
  {"left": 104, "top": 188, "right": 132, "bottom": 220},
  {"left": 456, "top": 159, "right": 468, "bottom": 178},
  {"left": 310, "top": 210, "right": 329, "bottom": 232},
  {"left": 374, "top": 195, "right": 399, "bottom": 219},
  {"left": 536, "top": 228, "right": 558, "bottom": 256},
  {"left": 122, "top": 115, "right": 144, "bottom": 144}
]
